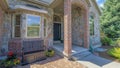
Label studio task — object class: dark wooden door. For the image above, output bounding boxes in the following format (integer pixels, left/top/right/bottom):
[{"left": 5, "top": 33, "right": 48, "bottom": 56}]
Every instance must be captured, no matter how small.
[{"left": 53, "top": 23, "right": 61, "bottom": 41}]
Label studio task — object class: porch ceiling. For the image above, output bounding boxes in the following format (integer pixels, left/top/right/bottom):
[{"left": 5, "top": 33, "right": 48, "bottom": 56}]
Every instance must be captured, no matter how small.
[{"left": 53, "top": 0, "right": 64, "bottom": 15}]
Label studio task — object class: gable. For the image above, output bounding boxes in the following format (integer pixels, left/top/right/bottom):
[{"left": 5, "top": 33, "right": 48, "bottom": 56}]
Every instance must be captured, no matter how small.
[
  {"left": 89, "top": 0, "right": 101, "bottom": 15},
  {"left": 93, "top": 0, "right": 101, "bottom": 15}
]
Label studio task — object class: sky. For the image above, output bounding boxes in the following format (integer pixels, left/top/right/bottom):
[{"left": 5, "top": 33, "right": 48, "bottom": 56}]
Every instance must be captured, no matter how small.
[
  {"left": 27, "top": 15, "right": 41, "bottom": 26},
  {"left": 96, "top": 0, "right": 105, "bottom": 7}
]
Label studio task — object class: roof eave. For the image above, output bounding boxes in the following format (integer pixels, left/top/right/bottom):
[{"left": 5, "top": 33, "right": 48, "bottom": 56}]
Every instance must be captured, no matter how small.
[
  {"left": 0, "top": 0, "right": 9, "bottom": 12},
  {"left": 93, "top": 0, "right": 102, "bottom": 15}
]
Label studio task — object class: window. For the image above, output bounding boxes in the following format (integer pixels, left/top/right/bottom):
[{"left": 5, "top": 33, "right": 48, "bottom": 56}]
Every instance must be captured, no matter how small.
[
  {"left": 26, "top": 15, "right": 41, "bottom": 38},
  {"left": 44, "top": 19, "right": 47, "bottom": 37},
  {"left": 89, "top": 15, "right": 94, "bottom": 36},
  {"left": 14, "top": 14, "right": 21, "bottom": 37}
]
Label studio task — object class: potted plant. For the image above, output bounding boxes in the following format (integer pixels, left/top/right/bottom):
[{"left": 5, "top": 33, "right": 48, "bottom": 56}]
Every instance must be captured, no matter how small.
[{"left": 45, "top": 48, "right": 55, "bottom": 57}]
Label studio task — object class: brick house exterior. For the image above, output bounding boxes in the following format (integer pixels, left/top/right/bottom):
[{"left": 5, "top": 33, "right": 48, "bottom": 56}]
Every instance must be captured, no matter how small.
[{"left": 0, "top": 0, "right": 101, "bottom": 57}]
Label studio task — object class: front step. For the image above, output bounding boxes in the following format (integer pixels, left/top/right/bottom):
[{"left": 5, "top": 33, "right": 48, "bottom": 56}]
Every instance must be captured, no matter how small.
[{"left": 72, "top": 51, "right": 92, "bottom": 61}]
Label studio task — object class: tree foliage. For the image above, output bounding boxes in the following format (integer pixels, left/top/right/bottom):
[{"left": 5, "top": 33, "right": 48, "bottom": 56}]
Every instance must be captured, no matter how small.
[{"left": 100, "top": 0, "right": 120, "bottom": 40}]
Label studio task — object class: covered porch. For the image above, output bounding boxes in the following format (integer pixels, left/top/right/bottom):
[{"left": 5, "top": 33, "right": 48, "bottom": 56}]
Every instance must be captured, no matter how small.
[{"left": 52, "top": 0, "right": 90, "bottom": 57}]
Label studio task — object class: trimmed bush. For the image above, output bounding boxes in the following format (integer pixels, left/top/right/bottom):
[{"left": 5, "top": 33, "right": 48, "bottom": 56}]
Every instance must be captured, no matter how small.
[
  {"left": 107, "top": 47, "right": 120, "bottom": 59},
  {"left": 101, "top": 36, "right": 113, "bottom": 46},
  {"left": 45, "top": 49, "right": 55, "bottom": 57},
  {"left": 115, "top": 39, "right": 120, "bottom": 47}
]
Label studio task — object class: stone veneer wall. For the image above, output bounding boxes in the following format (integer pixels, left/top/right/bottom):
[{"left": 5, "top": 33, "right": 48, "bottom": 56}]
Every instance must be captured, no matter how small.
[
  {"left": 0, "top": 13, "right": 12, "bottom": 55},
  {"left": 0, "top": 7, "right": 4, "bottom": 55},
  {"left": 0, "top": 0, "right": 54, "bottom": 55},
  {"left": 89, "top": 0, "right": 101, "bottom": 48},
  {"left": 72, "top": 6, "right": 84, "bottom": 46}
]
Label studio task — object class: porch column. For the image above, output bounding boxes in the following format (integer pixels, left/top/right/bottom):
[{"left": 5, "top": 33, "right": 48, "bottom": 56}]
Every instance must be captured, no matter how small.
[
  {"left": 63, "top": 0, "right": 72, "bottom": 57},
  {"left": 84, "top": 9, "right": 89, "bottom": 48}
]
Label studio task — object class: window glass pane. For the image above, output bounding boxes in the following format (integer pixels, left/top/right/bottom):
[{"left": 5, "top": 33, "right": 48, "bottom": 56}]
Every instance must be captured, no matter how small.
[
  {"left": 27, "top": 27, "right": 40, "bottom": 37},
  {"left": 27, "top": 15, "right": 40, "bottom": 37},
  {"left": 27, "top": 15, "right": 40, "bottom": 26},
  {"left": 16, "top": 15, "right": 21, "bottom": 25},
  {"left": 44, "top": 19, "right": 47, "bottom": 37},
  {"left": 15, "top": 26, "right": 21, "bottom": 37},
  {"left": 89, "top": 16, "right": 94, "bottom": 35},
  {"left": 15, "top": 14, "right": 21, "bottom": 37}
]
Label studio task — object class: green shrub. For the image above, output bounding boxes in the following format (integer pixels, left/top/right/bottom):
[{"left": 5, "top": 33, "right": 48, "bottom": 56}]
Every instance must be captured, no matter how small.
[
  {"left": 45, "top": 49, "right": 55, "bottom": 57},
  {"left": 101, "top": 36, "right": 113, "bottom": 46},
  {"left": 107, "top": 47, "right": 120, "bottom": 59},
  {"left": 115, "top": 39, "right": 120, "bottom": 47}
]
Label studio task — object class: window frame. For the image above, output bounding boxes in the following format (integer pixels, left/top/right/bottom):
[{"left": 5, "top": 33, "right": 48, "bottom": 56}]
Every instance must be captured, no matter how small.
[{"left": 26, "top": 14, "right": 41, "bottom": 38}]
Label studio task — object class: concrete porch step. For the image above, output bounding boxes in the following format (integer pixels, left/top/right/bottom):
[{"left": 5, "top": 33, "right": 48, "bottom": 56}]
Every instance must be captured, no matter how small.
[
  {"left": 72, "top": 51, "right": 92, "bottom": 61},
  {"left": 71, "top": 47, "right": 89, "bottom": 55}
]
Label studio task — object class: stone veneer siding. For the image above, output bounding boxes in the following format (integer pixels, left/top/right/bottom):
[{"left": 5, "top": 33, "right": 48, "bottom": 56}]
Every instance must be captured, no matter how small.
[
  {"left": 0, "top": 0, "right": 54, "bottom": 55},
  {"left": 89, "top": 0, "right": 101, "bottom": 48},
  {"left": 72, "top": 6, "right": 84, "bottom": 46},
  {"left": 0, "top": 7, "right": 4, "bottom": 55},
  {"left": 0, "top": 13, "right": 12, "bottom": 55}
]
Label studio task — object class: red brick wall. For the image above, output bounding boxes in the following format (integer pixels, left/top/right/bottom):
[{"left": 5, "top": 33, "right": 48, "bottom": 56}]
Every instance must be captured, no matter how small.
[{"left": 64, "top": 0, "right": 72, "bottom": 57}]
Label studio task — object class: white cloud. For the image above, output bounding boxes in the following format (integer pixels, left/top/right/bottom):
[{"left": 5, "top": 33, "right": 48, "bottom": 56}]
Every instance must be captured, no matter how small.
[
  {"left": 28, "top": 19, "right": 31, "bottom": 21},
  {"left": 96, "top": 0, "right": 105, "bottom": 7},
  {"left": 100, "top": 3, "right": 104, "bottom": 7}
]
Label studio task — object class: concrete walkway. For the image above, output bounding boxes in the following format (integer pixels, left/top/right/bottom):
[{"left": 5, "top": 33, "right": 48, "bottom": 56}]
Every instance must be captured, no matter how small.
[{"left": 77, "top": 54, "right": 120, "bottom": 68}]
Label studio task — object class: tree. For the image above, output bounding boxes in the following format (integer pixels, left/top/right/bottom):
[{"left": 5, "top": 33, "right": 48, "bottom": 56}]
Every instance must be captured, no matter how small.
[{"left": 100, "top": 0, "right": 120, "bottom": 40}]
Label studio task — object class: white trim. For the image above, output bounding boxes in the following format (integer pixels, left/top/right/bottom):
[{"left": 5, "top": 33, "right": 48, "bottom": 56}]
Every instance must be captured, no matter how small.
[
  {"left": 14, "top": 5, "right": 48, "bottom": 14},
  {"left": 12, "top": 14, "right": 15, "bottom": 38}
]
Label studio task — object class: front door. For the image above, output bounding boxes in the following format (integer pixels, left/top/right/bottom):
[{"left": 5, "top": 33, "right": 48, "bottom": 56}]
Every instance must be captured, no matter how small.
[{"left": 54, "top": 23, "right": 61, "bottom": 41}]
